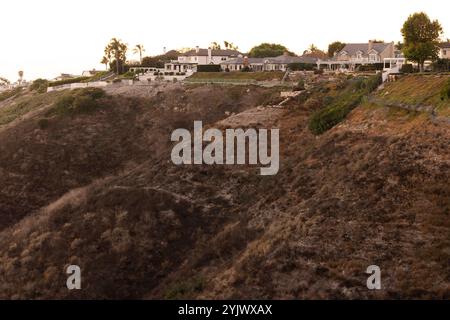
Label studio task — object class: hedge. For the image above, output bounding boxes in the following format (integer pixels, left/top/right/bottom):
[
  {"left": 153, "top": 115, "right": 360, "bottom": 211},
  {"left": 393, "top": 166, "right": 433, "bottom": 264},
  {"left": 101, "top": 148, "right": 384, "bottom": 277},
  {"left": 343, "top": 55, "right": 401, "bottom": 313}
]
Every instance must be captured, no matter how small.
[
  {"left": 197, "top": 65, "right": 222, "bottom": 72},
  {"left": 48, "top": 77, "right": 91, "bottom": 87},
  {"left": 288, "top": 63, "right": 316, "bottom": 71}
]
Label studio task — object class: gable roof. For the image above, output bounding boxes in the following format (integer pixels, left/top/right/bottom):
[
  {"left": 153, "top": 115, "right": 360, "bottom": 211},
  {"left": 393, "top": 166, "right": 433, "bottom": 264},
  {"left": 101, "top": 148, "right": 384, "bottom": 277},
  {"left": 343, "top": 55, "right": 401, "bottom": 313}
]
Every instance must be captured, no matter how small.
[
  {"left": 182, "top": 48, "right": 241, "bottom": 57},
  {"left": 339, "top": 43, "right": 390, "bottom": 56}
]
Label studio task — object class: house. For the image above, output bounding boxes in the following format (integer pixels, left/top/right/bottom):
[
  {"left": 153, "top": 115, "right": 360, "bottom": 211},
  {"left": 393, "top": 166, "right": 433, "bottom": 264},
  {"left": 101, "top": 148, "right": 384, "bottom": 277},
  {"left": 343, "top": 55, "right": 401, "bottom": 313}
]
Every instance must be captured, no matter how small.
[
  {"left": 165, "top": 46, "right": 241, "bottom": 72},
  {"left": 53, "top": 73, "right": 77, "bottom": 81},
  {"left": 318, "top": 41, "right": 395, "bottom": 70},
  {"left": 438, "top": 42, "right": 450, "bottom": 59},
  {"left": 82, "top": 69, "right": 103, "bottom": 77},
  {"left": 220, "top": 54, "right": 318, "bottom": 72}
]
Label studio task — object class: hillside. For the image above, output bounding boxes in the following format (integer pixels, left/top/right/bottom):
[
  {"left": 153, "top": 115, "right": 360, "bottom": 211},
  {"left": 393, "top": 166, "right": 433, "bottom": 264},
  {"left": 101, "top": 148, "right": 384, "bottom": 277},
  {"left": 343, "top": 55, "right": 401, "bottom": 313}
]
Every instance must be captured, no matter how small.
[{"left": 0, "top": 75, "right": 448, "bottom": 299}]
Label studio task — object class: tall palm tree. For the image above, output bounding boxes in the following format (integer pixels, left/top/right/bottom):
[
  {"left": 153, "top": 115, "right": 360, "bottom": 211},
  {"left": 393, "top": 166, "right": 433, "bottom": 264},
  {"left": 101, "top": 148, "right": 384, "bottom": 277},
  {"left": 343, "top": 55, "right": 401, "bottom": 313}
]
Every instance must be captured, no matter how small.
[
  {"left": 18, "top": 70, "right": 24, "bottom": 85},
  {"left": 133, "top": 44, "right": 145, "bottom": 65}
]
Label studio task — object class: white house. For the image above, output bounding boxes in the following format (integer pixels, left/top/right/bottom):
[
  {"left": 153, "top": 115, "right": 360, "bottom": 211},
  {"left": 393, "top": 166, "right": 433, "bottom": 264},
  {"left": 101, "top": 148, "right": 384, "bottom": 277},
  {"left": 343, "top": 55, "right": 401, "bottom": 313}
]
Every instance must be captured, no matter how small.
[
  {"left": 220, "top": 54, "right": 318, "bottom": 72},
  {"left": 438, "top": 42, "right": 450, "bottom": 59},
  {"left": 165, "top": 46, "right": 241, "bottom": 72},
  {"left": 318, "top": 41, "right": 395, "bottom": 70}
]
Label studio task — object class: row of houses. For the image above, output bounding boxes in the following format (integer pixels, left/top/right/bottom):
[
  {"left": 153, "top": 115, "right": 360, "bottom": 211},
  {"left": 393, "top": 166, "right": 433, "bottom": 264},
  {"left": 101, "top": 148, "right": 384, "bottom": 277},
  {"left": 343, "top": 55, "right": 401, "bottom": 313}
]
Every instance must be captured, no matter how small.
[
  {"left": 164, "top": 41, "right": 450, "bottom": 73},
  {"left": 164, "top": 46, "right": 317, "bottom": 73}
]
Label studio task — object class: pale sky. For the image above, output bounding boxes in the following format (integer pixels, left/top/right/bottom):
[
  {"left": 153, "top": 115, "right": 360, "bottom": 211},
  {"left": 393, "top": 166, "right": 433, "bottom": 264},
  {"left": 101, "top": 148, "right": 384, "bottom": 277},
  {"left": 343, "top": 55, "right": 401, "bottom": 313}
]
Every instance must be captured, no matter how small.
[{"left": 1, "top": 0, "right": 449, "bottom": 82}]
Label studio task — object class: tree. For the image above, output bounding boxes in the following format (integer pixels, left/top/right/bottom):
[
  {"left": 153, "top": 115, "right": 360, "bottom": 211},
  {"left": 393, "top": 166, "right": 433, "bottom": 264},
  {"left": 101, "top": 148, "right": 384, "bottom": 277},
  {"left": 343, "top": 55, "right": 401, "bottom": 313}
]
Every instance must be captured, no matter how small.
[
  {"left": 100, "top": 56, "right": 110, "bottom": 70},
  {"left": 0, "top": 77, "right": 10, "bottom": 85},
  {"left": 328, "top": 41, "right": 346, "bottom": 57},
  {"left": 133, "top": 44, "right": 145, "bottom": 64},
  {"left": 18, "top": 70, "right": 24, "bottom": 84},
  {"left": 223, "top": 41, "right": 239, "bottom": 50},
  {"left": 210, "top": 42, "right": 221, "bottom": 50},
  {"left": 401, "top": 12, "right": 443, "bottom": 72},
  {"left": 248, "top": 43, "right": 294, "bottom": 58},
  {"left": 141, "top": 50, "right": 180, "bottom": 68},
  {"left": 104, "top": 38, "right": 128, "bottom": 74},
  {"left": 303, "top": 44, "right": 328, "bottom": 59}
]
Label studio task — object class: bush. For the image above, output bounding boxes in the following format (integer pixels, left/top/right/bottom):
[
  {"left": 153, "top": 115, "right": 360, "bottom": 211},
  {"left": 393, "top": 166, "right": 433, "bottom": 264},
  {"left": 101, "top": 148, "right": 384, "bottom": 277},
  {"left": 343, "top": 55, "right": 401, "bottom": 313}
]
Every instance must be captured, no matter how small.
[
  {"left": 197, "top": 64, "right": 222, "bottom": 72},
  {"left": 120, "top": 71, "right": 136, "bottom": 79},
  {"left": 37, "top": 118, "right": 50, "bottom": 130},
  {"left": 288, "top": 63, "right": 315, "bottom": 71},
  {"left": 50, "top": 88, "right": 107, "bottom": 116},
  {"left": 441, "top": 79, "right": 450, "bottom": 100},
  {"left": 400, "top": 64, "right": 414, "bottom": 73},
  {"left": 358, "top": 63, "right": 383, "bottom": 72},
  {"left": 432, "top": 59, "right": 450, "bottom": 72},
  {"left": 0, "top": 87, "right": 22, "bottom": 102},
  {"left": 30, "top": 79, "right": 49, "bottom": 93},
  {"left": 294, "top": 79, "right": 305, "bottom": 91}
]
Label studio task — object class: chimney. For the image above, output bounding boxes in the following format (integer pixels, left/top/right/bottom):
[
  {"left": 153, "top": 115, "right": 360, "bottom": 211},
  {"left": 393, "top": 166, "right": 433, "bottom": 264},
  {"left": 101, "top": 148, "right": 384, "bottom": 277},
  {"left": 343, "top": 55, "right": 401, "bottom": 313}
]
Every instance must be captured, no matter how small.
[
  {"left": 368, "top": 40, "right": 373, "bottom": 52},
  {"left": 208, "top": 47, "right": 212, "bottom": 63},
  {"left": 195, "top": 46, "right": 200, "bottom": 53},
  {"left": 243, "top": 56, "right": 249, "bottom": 67}
]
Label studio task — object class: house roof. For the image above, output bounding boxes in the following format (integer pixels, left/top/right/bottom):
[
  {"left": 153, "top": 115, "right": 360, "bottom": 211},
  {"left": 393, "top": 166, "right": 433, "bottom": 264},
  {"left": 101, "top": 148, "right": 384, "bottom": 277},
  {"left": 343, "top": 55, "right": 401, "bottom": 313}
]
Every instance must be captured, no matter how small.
[
  {"left": 438, "top": 42, "right": 450, "bottom": 48},
  {"left": 339, "top": 43, "right": 390, "bottom": 56},
  {"left": 182, "top": 48, "right": 241, "bottom": 57},
  {"left": 270, "top": 55, "right": 318, "bottom": 64},
  {"left": 220, "top": 57, "right": 265, "bottom": 65}
]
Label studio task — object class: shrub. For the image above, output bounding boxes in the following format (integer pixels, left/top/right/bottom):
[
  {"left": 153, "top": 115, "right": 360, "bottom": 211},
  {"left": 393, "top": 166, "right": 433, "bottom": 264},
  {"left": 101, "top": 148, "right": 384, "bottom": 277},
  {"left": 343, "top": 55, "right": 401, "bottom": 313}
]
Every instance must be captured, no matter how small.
[
  {"left": 120, "top": 71, "right": 136, "bottom": 79},
  {"left": 294, "top": 79, "right": 305, "bottom": 91},
  {"left": 358, "top": 63, "right": 383, "bottom": 72},
  {"left": 400, "top": 64, "right": 414, "bottom": 73},
  {"left": 50, "top": 88, "right": 107, "bottom": 116},
  {"left": 432, "top": 59, "right": 450, "bottom": 72},
  {"left": 0, "top": 87, "right": 22, "bottom": 102},
  {"left": 30, "top": 79, "right": 49, "bottom": 93},
  {"left": 441, "top": 79, "right": 450, "bottom": 100},
  {"left": 288, "top": 63, "right": 315, "bottom": 71}
]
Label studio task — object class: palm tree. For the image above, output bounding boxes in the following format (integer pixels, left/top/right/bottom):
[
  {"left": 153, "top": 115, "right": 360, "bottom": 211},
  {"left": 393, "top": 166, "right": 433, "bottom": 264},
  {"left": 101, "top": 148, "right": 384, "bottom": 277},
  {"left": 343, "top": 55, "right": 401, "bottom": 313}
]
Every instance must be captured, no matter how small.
[
  {"left": 18, "top": 70, "right": 24, "bottom": 85},
  {"left": 210, "top": 42, "right": 221, "bottom": 50},
  {"left": 104, "top": 38, "right": 128, "bottom": 74},
  {"left": 133, "top": 44, "right": 145, "bottom": 65}
]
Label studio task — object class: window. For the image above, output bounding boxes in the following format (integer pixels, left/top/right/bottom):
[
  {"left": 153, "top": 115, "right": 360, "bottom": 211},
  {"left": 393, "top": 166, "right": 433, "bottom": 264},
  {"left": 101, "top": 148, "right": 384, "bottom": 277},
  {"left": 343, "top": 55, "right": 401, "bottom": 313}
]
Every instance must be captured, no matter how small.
[
  {"left": 444, "top": 50, "right": 447, "bottom": 55},
  {"left": 369, "top": 54, "right": 378, "bottom": 61}
]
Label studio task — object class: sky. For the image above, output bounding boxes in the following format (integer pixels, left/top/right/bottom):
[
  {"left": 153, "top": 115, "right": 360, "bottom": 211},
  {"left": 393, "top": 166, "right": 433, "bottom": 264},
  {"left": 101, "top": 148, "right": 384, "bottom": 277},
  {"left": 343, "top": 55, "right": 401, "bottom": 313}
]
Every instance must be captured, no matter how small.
[{"left": 1, "top": 0, "right": 449, "bottom": 82}]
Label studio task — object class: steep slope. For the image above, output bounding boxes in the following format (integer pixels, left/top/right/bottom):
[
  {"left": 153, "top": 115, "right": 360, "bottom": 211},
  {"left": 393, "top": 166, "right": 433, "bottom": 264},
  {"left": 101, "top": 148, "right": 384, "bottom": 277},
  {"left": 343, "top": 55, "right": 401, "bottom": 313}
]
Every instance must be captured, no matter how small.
[{"left": 0, "top": 76, "right": 448, "bottom": 299}]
